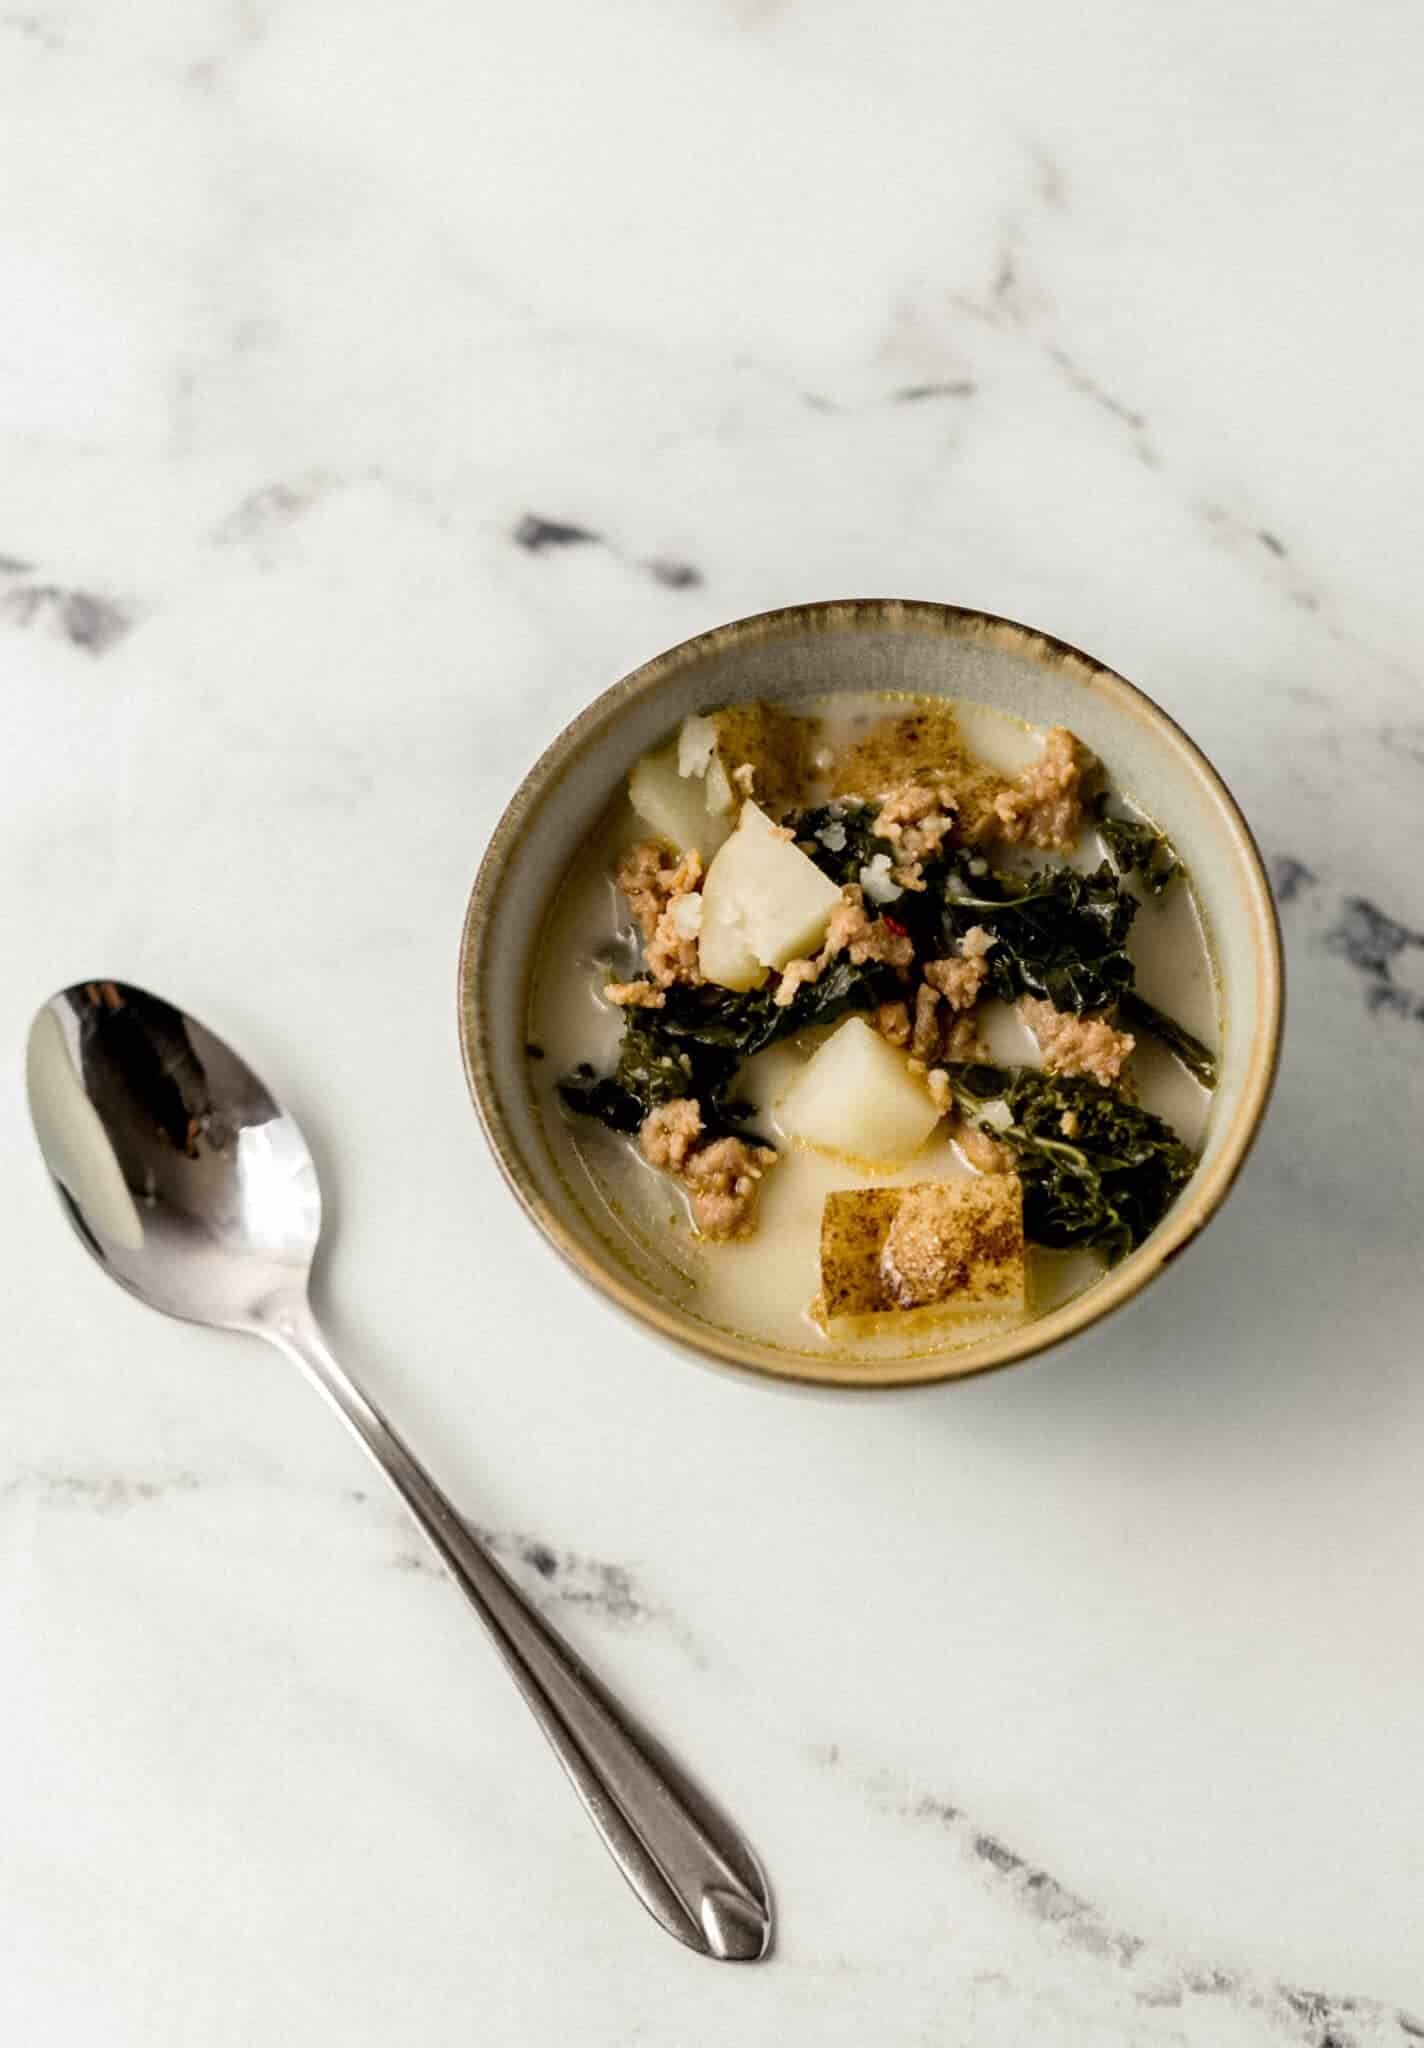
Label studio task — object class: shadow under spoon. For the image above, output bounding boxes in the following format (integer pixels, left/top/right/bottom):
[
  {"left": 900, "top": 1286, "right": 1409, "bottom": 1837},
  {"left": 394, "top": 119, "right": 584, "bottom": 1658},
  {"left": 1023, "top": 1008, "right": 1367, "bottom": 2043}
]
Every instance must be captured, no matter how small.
[{"left": 24, "top": 978, "right": 773, "bottom": 1963}]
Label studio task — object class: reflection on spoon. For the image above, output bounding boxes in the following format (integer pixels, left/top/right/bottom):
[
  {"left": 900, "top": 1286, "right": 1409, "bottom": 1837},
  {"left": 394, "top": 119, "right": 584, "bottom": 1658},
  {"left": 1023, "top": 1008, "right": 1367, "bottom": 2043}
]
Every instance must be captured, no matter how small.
[
  {"left": 24, "top": 978, "right": 773, "bottom": 1963},
  {"left": 26, "top": 1004, "right": 146, "bottom": 1252}
]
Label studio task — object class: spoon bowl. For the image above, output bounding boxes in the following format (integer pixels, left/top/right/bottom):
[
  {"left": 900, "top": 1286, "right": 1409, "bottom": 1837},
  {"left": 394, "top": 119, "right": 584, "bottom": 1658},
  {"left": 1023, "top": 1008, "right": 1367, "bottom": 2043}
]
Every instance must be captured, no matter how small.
[
  {"left": 27, "top": 982, "right": 320, "bottom": 1330},
  {"left": 26, "top": 978, "right": 773, "bottom": 1963}
]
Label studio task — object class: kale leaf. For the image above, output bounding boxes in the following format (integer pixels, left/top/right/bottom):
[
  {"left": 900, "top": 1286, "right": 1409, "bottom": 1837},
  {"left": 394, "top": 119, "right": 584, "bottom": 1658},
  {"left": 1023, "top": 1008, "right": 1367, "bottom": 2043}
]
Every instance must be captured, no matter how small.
[
  {"left": 788, "top": 802, "right": 898, "bottom": 889},
  {"left": 656, "top": 955, "right": 904, "bottom": 1059},
  {"left": 1118, "top": 991, "right": 1218, "bottom": 1089},
  {"left": 1095, "top": 797, "right": 1181, "bottom": 895},
  {"left": 788, "top": 800, "right": 948, "bottom": 946},
  {"left": 946, "top": 1063, "right": 1195, "bottom": 1264},
  {"left": 559, "top": 957, "right": 904, "bottom": 1137},
  {"left": 936, "top": 856, "right": 1139, "bottom": 1013},
  {"left": 557, "top": 1021, "right": 733, "bottom": 1134}
]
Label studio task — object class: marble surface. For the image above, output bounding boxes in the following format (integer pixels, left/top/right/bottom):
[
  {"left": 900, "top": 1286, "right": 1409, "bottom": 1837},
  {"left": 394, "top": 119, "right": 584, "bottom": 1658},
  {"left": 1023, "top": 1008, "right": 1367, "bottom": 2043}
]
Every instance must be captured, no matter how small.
[{"left": 4, "top": 2, "right": 1423, "bottom": 2040}]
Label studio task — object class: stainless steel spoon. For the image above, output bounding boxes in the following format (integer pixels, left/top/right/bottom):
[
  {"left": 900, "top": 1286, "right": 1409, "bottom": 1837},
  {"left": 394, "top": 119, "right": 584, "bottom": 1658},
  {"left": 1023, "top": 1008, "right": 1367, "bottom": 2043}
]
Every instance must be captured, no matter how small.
[{"left": 25, "top": 979, "right": 773, "bottom": 1962}]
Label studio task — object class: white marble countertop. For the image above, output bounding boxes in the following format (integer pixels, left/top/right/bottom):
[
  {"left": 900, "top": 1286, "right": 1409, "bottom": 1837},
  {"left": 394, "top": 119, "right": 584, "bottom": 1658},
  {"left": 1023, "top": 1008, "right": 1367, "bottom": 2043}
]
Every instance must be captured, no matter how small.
[{"left": 5, "top": 3, "right": 1424, "bottom": 2041}]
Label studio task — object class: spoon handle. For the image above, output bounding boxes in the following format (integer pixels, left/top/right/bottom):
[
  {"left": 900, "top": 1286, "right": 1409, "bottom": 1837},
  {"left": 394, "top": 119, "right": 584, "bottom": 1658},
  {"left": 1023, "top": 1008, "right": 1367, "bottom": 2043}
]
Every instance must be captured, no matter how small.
[{"left": 260, "top": 1298, "right": 772, "bottom": 1963}]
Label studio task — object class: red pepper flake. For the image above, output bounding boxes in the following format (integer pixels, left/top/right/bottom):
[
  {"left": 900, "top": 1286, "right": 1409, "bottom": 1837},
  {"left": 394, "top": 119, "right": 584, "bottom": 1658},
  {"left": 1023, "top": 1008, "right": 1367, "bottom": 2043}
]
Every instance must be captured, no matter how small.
[{"left": 882, "top": 915, "right": 908, "bottom": 936}]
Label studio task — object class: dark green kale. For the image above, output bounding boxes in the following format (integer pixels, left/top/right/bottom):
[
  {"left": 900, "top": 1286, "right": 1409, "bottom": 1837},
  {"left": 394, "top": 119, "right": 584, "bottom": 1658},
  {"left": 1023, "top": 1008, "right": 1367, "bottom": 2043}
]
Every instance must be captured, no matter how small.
[
  {"left": 946, "top": 1063, "right": 1196, "bottom": 1264},
  {"left": 932, "top": 852, "right": 1216, "bottom": 1088},
  {"left": 936, "top": 856, "right": 1139, "bottom": 1013},
  {"left": 557, "top": 1022, "right": 733, "bottom": 1134},
  {"left": 788, "top": 801, "right": 947, "bottom": 947},
  {"left": 788, "top": 802, "right": 898, "bottom": 889},
  {"left": 1094, "top": 797, "right": 1181, "bottom": 895},
  {"left": 656, "top": 955, "right": 904, "bottom": 1059},
  {"left": 558, "top": 958, "right": 904, "bottom": 1138},
  {"left": 1118, "top": 991, "right": 1218, "bottom": 1089}
]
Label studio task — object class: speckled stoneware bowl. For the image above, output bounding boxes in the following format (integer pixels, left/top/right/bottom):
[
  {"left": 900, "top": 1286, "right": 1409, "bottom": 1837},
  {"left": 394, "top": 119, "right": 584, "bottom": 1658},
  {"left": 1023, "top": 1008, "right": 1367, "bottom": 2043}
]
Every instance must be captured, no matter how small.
[{"left": 458, "top": 600, "right": 1283, "bottom": 1390}]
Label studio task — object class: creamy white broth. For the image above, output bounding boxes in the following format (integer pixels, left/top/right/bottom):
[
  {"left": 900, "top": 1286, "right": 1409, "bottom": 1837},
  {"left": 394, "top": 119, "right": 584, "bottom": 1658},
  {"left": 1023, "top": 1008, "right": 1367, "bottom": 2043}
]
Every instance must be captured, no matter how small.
[{"left": 527, "top": 693, "right": 1219, "bottom": 1363}]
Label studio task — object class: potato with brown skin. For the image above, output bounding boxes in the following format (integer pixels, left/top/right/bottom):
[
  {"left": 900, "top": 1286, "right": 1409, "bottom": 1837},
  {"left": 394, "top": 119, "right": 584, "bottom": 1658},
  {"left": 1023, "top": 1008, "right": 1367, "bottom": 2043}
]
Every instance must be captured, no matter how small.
[
  {"left": 819, "top": 1176, "right": 1026, "bottom": 1324},
  {"left": 709, "top": 702, "right": 819, "bottom": 819}
]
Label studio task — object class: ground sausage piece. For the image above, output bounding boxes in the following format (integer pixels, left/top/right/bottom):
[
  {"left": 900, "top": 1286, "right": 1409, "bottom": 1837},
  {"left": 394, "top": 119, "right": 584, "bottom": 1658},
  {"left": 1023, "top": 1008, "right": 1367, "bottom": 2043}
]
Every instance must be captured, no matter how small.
[
  {"left": 645, "top": 900, "right": 703, "bottom": 987},
  {"left": 773, "top": 885, "right": 915, "bottom": 1006},
  {"left": 990, "top": 728, "right": 1087, "bottom": 852},
  {"left": 640, "top": 1098, "right": 704, "bottom": 1173},
  {"left": 682, "top": 1135, "right": 779, "bottom": 1240},
  {"left": 639, "top": 1102, "right": 778, "bottom": 1239},
  {"left": 912, "top": 983, "right": 943, "bottom": 1062},
  {"left": 873, "top": 780, "right": 959, "bottom": 864},
  {"left": 1019, "top": 994, "right": 1135, "bottom": 1087},
  {"left": 942, "top": 1011, "right": 981, "bottom": 1062},
  {"left": 604, "top": 979, "right": 666, "bottom": 1009},
  {"left": 823, "top": 886, "right": 916, "bottom": 971},
  {"left": 924, "top": 955, "right": 984, "bottom": 1008},
  {"left": 615, "top": 841, "right": 705, "bottom": 988},
  {"left": 872, "top": 1000, "right": 912, "bottom": 1049},
  {"left": 951, "top": 1116, "right": 1017, "bottom": 1175},
  {"left": 772, "top": 956, "right": 822, "bottom": 1008}
]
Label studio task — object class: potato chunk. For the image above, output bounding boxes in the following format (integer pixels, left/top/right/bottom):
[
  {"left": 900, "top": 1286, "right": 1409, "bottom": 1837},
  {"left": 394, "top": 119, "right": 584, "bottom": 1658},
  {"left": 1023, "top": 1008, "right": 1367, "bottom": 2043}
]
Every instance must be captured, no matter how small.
[
  {"left": 628, "top": 699, "right": 813, "bottom": 854},
  {"left": 698, "top": 800, "right": 842, "bottom": 989},
  {"left": 709, "top": 702, "right": 815, "bottom": 817},
  {"left": 819, "top": 1177, "right": 1025, "bottom": 1327},
  {"left": 778, "top": 1016, "right": 939, "bottom": 1165},
  {"left": 628, "top": 742, "right": 733, "bottom": 859}
]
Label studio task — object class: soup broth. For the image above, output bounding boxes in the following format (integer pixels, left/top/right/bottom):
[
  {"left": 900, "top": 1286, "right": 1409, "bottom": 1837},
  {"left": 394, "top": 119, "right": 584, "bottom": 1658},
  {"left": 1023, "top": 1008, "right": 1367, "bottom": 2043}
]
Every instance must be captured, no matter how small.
[{"left": 527, "top": 693, "right": 1218, "bottom": 1363}]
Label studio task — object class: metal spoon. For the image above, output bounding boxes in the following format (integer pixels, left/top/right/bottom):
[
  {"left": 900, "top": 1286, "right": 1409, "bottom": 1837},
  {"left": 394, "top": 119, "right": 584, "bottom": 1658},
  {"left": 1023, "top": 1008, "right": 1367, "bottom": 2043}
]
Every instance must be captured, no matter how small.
[{"left": 24, "top": 979, "right": 773, "bottom": 1963}]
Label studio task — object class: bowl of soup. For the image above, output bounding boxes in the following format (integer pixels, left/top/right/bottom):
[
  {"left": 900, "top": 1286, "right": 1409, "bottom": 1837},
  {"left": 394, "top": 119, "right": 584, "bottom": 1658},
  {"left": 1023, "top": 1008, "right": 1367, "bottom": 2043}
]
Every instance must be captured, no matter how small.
[{"left": 458, "top": 600, "right": 1282, "bottom": 1388}]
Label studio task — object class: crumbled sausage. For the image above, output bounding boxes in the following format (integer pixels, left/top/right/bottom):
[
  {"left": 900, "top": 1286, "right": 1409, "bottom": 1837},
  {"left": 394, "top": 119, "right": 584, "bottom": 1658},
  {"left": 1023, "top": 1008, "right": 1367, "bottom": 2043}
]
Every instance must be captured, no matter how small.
[
  {"left": 912, "top": 983, "right": 943, "bottom": 1062},
  {"left": 604, "top": 979, "right": 666, "bottom": 1009},
  {"left": 872, "top": 1000, "right": 912, "bottom": 1048},
  {"left": 1018, "top": 994, "right": 1135, "bottom": 1087},
  {"left": 873, "top": 781, "right": 958, "bottom": 863},
  {"left": 640, "top": 1098, "right": 704, "bottom": 1172},
  {"left": 907, "top": 928, "right": 993, "bottom": 1063},
  {"left": 639, "top": 1101, "right": 778, "bottom": 1239},
  {"left": 951, "top": 1117, "right": 1017, "bottom": 1175},
  {"left": 924, "top": 941, "right": 991, "bottom": 1012},
  {"left": 682, "top": 1135, "right": 778, "bottom": 1240},
  {"left": 824, "top": 886, "right": 916, "bottom": 970},
  {"left": 990, "top": 728, "right": 1087, "bottom": 852},
  {"left": 615, "top": 841, "right": 705, "bottom": 988},
  {"left": 942, "top": 1011, "right": 981, "bottom": 1062},
  {"left": 773, "top": 884, "right": 915, "bottom": 1006},
  {"left": 772, "top": 956, "right": 822, "bottom": 1009}
]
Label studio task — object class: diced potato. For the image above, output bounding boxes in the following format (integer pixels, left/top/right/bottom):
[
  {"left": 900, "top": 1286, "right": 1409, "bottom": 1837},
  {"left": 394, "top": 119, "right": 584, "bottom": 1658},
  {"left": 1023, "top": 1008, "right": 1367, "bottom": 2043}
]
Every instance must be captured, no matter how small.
[
  {"left": 778, "top": 1017, "right": 940, "bottom": 1165},
  {"left": 629, "top": 700, "right": 815, "bottom": 855},
  {"left": 831, "top": 703, "right": 983, "bottom": 800},
  {"left": 710, "top": 702, "right": 815, "bottom": 817},
  {"left": 628, "top": 743, "right": 733, "bottom": 859},
  {"left": 703, "top": 751, "right": 736, "bottom": 818},
  {"left": 819, "top": 1177, "right": 1025, "bottom": 1327},
  {"left": 697, "top": 800, "right": 843, "bottom": 987},
  {"left": 696, "top": 894, "right": 766, "bottom": 992}
]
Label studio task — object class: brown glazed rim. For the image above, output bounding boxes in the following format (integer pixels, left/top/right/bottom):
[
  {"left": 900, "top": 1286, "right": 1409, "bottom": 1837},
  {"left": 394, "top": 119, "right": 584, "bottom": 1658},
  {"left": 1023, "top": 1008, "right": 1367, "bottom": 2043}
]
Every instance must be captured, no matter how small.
[{"left": 458, "top": 600, "right": 1284, "bottom": 1391}]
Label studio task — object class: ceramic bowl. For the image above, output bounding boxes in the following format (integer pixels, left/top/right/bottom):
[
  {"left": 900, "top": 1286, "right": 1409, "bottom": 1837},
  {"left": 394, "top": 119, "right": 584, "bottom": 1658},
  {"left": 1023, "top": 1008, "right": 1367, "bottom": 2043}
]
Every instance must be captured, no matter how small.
[{"left": 458, "top": 600, "right": 1282, "bottom": 1389}]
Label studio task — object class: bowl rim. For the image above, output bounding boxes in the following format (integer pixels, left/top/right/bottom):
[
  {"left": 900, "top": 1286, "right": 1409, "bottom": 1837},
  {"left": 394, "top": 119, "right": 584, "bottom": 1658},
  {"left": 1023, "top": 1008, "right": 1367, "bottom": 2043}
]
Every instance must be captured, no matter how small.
[{"left": 458, "top": 598, "right": 1284, "bottom": 1391}]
